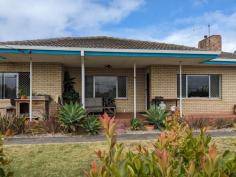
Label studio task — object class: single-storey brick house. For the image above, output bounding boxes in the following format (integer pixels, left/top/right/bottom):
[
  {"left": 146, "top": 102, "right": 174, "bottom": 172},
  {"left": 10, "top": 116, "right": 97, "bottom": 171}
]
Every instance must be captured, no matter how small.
[{"left": 0, "top": 35, "right": 235, "bottom": 120}]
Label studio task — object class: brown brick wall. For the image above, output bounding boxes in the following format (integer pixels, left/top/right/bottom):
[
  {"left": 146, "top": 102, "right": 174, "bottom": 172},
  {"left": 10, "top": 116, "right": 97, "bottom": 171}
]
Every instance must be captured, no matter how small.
[
  {"left": 0, "top": 62, "right": 63, "bottom": 116},
  {"left": 66, "top": 67, "right": 146, "bottom": 113},
  {"left": 198, "top": 35, "right": 222, "bottom": 51},
  {"left": 150, "top": 65, "right": 236, "bottom": 115}
]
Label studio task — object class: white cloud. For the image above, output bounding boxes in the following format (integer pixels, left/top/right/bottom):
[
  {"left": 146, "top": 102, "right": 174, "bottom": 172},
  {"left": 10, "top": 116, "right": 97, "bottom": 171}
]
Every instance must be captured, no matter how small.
[
  {"left": 0, "top": 1, "right": 235, "bottom": 53},
  {"left": 0, "top": 0, "right": 143, "bottom": 41},
  {"left": 104, "top": 11, "right": 236, "bottom": 52},
  {"left": 161, "top": 11, "right": 236, "bottom": 52}
]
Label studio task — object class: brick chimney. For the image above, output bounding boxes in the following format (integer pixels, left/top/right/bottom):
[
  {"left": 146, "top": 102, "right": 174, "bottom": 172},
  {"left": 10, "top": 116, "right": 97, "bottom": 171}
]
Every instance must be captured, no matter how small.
[{"left": 198, "top": 35, "right": 222, "bottom": 51}]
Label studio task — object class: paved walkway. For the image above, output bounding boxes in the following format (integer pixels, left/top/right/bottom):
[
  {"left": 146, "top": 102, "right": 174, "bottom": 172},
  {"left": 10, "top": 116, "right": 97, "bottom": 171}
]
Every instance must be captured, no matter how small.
[{"left": 4, "top": 131, "right": 236, "bottom": 145}]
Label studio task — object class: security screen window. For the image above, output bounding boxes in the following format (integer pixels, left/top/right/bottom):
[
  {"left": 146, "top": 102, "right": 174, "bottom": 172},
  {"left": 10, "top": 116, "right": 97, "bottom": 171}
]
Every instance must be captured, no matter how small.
[
  {"left": 0, "top": 73, "right": 30, "bottom": 99},
  {"left": 18, "top": 72, "right": 30, "bottom": 96},
  {"left": 177, "top": 74, "right": 221, "bottom": 98}
]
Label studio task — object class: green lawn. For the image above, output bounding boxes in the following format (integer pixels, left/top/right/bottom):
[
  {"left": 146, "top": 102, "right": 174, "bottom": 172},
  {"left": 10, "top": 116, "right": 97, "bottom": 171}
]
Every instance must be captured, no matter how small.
[{"left": 4, "top": 137, "right": 236, "bottom": 177}]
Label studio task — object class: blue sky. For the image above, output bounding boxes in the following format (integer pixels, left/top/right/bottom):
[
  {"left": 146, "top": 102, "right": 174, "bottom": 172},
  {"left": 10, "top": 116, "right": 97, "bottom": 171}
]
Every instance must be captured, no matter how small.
[{"left": 0, "top": 0, "right": 236, "bottom": 52}]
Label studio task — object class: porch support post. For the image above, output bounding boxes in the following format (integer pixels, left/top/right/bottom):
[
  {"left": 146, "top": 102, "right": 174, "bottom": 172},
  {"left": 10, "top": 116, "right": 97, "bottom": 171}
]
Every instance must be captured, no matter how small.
[
  {"left": 179, "top": 62, "right": 183, "bottom": 118},
  {"left": 29, "top": 56, "right": 33, "bottom": 122},
  {"left": 81, "top": 51, "right": 85, "bottom": 109},
  {"left": 134, "top": 63, "right": 137, "bottom": 118}
]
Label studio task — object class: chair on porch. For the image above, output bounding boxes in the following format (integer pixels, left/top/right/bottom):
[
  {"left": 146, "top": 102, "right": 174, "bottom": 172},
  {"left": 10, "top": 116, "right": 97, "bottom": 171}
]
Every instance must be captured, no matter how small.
[
  {"left": 85, "top": 97, "right": 103, "bottom": 113},
  {"left": 103, "top": 97, "right": 116, "bottom": 117},
  {"left": 85, "top": 97, "right": 116, "bottom": 117}
]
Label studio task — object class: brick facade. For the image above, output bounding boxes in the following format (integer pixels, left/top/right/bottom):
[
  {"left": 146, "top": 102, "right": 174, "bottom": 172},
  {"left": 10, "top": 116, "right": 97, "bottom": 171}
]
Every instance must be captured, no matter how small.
[
  {"left": 0, "top": 62, "right": 63, "bottom": 116},
  {"left": 150, "top": 65, "right": 236, "bottom": 115},
  {"left": 1, "top": 62, "right": 236, "bottom": 117}
]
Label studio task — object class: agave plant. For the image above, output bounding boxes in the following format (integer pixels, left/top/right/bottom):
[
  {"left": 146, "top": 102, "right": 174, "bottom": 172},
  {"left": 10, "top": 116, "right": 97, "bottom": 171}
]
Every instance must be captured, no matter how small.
[
  {"left": 81, "top": 115, "right": 101, "bottom": 135},
  {"left": 58, "top": 102, "right": 87, "bottom": 132},
  {"left": 143, "top": 105, "right": 169, "bottom": 129}
]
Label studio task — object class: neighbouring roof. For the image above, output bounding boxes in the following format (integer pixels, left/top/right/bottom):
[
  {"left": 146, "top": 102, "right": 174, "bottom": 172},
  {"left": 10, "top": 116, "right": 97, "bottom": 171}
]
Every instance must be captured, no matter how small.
[
  {"left": 220, "top": 52, "right": 236, "bottom": 59},
  {"left": 0, "top": 36, "right": 204, "bottom": 51}
]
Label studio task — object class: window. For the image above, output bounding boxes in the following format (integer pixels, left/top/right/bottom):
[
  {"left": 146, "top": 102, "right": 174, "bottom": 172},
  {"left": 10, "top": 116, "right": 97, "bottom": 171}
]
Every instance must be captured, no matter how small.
[
  {"left": 4, "top": 73, "right": 17, "bottom": 99},
  {"left": 0, "top": 73, "right": 30, "bottom": 99},
  {"left": 177, "top": 74, "right": 221, "bottom": 98},
  {"left": 18, "top": 73, "right": 30, "bottom": 96},
  {"left": 85, "top": 76, "right": 127, "bottom": 98}
]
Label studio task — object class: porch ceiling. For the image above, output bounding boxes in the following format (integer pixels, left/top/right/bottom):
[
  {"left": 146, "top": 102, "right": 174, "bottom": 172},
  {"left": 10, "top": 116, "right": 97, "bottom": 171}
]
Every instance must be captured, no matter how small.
[
  {"left": 0, "top": 53, "right": 214, "bottom": 68},
  {"left": 0, "top": 53, "right": 82, "bottom": 67},
  {"left": 84, "top": 56, "right": 207, "bottom": 68}
]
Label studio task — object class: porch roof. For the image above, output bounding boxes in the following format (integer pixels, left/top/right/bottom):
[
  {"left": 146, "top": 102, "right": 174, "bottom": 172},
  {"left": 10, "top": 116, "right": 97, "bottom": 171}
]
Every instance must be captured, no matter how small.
[
  {"left": 0, "top": 36, "right": 222, "bottom": 67},
  {"left": 0, "top": 47, "right": 220, "bottom": 67}
]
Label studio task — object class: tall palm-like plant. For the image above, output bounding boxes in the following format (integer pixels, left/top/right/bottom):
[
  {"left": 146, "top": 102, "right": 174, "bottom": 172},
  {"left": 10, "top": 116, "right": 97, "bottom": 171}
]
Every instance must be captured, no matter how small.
[
  {"left": 63, "top": 71, "right": 80, "bottom": 103},
  {"left": 58, "top": 103, "right": 87, "bottom": 132},
  {"left": 144, "top": 105, "right": 169, "bottom": 129}
]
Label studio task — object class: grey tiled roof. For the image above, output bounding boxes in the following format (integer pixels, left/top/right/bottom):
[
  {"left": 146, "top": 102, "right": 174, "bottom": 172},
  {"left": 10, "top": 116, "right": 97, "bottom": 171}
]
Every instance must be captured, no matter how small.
[{"left": 0, "top": 36, "right": 203, "bottom": 51}]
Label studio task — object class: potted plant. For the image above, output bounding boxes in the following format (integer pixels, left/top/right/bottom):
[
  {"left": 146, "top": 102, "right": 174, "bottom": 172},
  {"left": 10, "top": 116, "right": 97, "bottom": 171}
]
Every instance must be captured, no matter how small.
[
  {"left": 130, "top": 118, "right": 142, "bottom": 131},
  {"left": 143, "top": 105, "right": 169, "bottom": 131},
  {"left": 144, "top": 124, "right": 155, "bottom": 131},
  {"left": 18, "top": 88, "right": 27, "bottom": 99}
]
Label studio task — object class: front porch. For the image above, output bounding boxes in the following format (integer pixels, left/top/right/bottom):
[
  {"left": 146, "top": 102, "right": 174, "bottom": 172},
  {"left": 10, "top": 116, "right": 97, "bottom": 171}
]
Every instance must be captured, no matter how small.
[{"left": 0, "top": 46, "right": 222, "bottom": 121}]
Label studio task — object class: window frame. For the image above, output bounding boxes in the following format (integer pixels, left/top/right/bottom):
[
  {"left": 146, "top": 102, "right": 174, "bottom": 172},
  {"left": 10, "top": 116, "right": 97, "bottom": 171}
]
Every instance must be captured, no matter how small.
[
  {"left": 87, "top": 75, "right": 128, "bottom": 99},
  {"left": 178, "top": 74, "right": 221, "bottom": 99},
  {"left": 0, "top": 73, "right": 19, "bottom": 99}
]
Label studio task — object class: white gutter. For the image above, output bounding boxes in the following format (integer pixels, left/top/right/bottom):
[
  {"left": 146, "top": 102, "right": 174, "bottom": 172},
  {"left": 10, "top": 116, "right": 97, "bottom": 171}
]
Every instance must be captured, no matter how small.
[
  {"left": 29, "top": 57, "right": 33, "bottom": 122},
  {"left": 211, "top": 58, "right": 236, "bottom": 62},
  {"left": 81, "top": 50, "right": 85, "bottom": 109},
  {"left": 134, "top": 63, "right": 136, "bottom": 118},
  {"left": 0, "top": 44, "right": 221, "bottom": 55}
]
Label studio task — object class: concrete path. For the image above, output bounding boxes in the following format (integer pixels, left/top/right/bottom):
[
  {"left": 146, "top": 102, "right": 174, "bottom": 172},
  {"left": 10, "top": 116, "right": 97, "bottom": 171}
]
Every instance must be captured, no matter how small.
[{"left": 4, "top": 131, "right": 236, "bottom": 145}]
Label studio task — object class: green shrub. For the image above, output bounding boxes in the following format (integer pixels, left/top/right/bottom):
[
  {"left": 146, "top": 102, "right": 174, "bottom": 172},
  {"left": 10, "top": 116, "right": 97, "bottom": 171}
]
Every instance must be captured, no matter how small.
[
  {"left": 143, "top": 106, "right": 169, "bottom": 129},
  {"left": 130, "top": 118, "right": 142, "bottom": 130},
  {"left": 81, "top": 115, "right": 101, "bottom": 135},
  {"left": 0, "top": 134, "right": 13, "bottom": 177},
  {"left": 85, "top": 112, "right": 236, "bottom": 177},
  {"left": 58, "top": 103, "right": 87, "bottom": 132},
  {"left": 0, "top": 115, "right": 25, "bottom": 135},
  {"left": 214, "top": 118, "right": 234, "bottom": 129}
]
